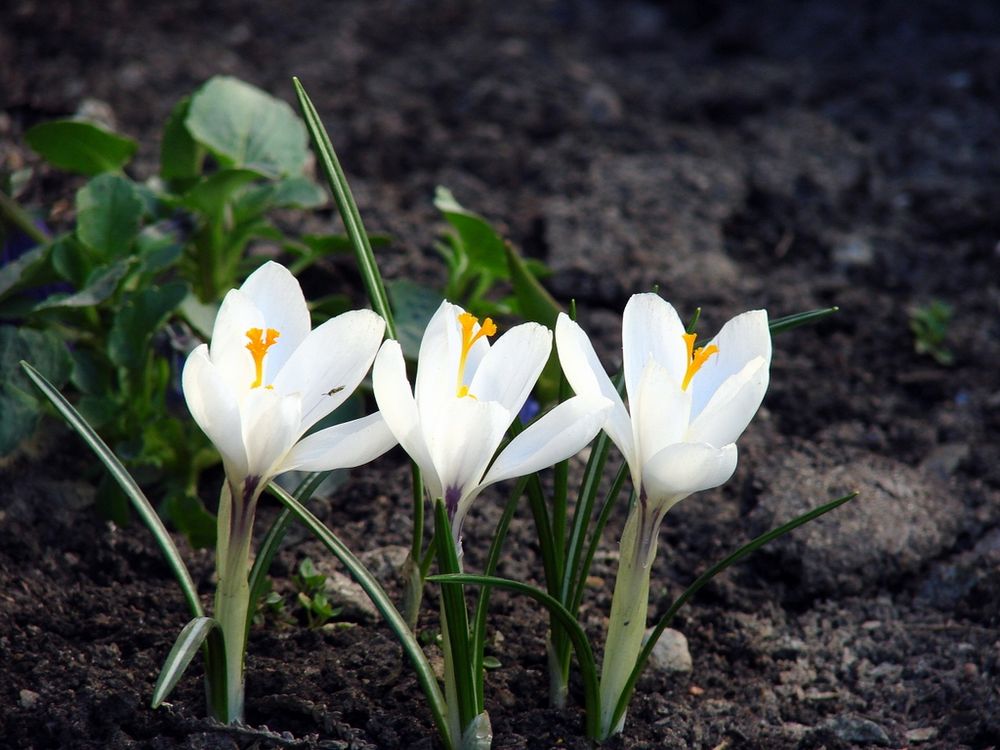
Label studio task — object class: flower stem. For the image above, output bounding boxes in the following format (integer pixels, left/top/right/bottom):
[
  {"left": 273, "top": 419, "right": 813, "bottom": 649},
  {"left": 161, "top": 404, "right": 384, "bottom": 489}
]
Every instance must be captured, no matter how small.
[
  {"left": 214, "top": 479, "right": 259, "bottom": 723},
  {"left": 598, "top": 501, "right": 660, "bottom": 738}
]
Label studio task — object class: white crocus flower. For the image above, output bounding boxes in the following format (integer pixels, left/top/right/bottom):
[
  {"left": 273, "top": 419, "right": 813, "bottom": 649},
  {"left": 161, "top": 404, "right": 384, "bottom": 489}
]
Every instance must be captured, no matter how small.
[
  {"left": 373, "top": 300, "right": 612, "bottom": 549},
  {"left": 181, "top": 260, "right": 396, "bottom": 722},
  {"left": 555, "top": 292, "right": 771, "bottom": 737}
]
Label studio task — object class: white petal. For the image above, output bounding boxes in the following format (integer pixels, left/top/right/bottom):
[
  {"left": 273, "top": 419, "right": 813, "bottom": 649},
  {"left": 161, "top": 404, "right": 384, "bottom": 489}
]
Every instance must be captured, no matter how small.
[
  {"left": 426, "top": 396, "right": 509, "bottom": 507},
  {"left": 555, "top": 313, "right": 635, "bottom": 471},
  {"left": 687, "top": 357, "right": 768, "bottom": 447},
  {"left": 273, "top": 309, "right": 385, "bottom": 431},
  {"left": 633, "top": 360, "right": 691, "bottom": 466},
  {"left": 622, "top": 293, "right": 687, "bottom": 410},
  {"left": 690, "top": 309, "right": 771, "bottom": 418},
  {"left": 481, "top": 395, "right": 612, "bottom": 487},
  {"left": 240, "top": 388, "right": 302, "bottom": 479},
  {"left": 469, "top": 322, "right": 551, "bottom": 412},
  {"left": 182, "top": 345, "right": 248, "bottom": 479},
  {"left": 209, "top": 288, "right": 263, "bottom": 393},
  {"left": 238, "top": 261, "right": 312, "bottom": 376},
  {"left": 280, "top": 412, "right": 397, "bottom": 472},
  {"left": 372, "top": 339, "right": 441, "bottom": 498},
  {"left": 642, "top": 442, "right": 738, "bottom": 505},
  {"left": 415, "top": 301, "right": 464, "bottom": 426}
]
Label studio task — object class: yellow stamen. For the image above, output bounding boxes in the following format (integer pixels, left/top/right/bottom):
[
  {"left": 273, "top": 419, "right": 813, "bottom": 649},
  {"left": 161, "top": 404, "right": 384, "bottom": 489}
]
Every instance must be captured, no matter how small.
[
  {"left": 456, "top": 312, "right": 497, "bottom": 398},
  {"left": 245, "top": 327, "right": 281, "bottom": 388},
  {"left": 681, "top": 332, "right": 719, "bottom": 391}
]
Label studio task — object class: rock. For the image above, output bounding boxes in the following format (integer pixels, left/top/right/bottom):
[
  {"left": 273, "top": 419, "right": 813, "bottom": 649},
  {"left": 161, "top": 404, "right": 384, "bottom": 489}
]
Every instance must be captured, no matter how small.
[
  {"left": 905, "top": 727, "right": 938, "bottom": 743},
  {"left": 314, "top": 566, "right": 379, "bottom": 623},
  {"left": 19, "top": 689, "right": 39, "bottom": 709},
  {"left": 749, "top": 448, "right": 961, "bottom": 597},
  {"left": 644, "top": 627, "right": 692, "bottom": 674},
  {"left": 821, "top": 715, "right": 891, "bottom": 746},
  {"left": 357, "top": 544, "right": 411, "bottom": 584}
]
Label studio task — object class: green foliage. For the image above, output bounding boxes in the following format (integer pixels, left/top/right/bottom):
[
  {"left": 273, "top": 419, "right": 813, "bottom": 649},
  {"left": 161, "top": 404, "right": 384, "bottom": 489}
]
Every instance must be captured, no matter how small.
[
  {"left": 909, "top": 299, "right": 954, "bottom": 365},
  {"left": 433, "top": 186, "right": 558, "bottom": 323},
  {"left": 293, "top": 557, "right": 343, "bottom": 629},
  {"left": 1, "top": 75, "right": 353, "bottom": 545},
  {"left": 24, "top": 120, "right": 138, "bottom": 176}
]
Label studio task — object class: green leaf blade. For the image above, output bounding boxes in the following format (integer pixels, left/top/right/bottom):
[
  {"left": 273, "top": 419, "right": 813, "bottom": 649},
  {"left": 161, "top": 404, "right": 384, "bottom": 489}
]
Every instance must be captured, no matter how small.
[
  {"left": 152, "top": 616, "right": 221, "bottom": 707},
  {"left": 186, "top": 76, "right": 309, "bottom": 178},
  {"left": 75, "top": 174, "right": 144, "bottom": 259},
  {"left": 19, "top": 362, "right": 203, "bottom": 619},
  {"left": 25, "top": 120, "right": 137, "bottom": 175}
]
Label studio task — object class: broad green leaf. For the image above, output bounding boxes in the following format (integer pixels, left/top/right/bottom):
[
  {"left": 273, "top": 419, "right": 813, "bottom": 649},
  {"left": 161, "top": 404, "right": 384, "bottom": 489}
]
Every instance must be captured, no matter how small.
[
  {"left": 0, "top": 326, "right": 72, "bottom": 396},
  {"left": 186, "top": 76, "right": 309, "bottom": 178},
  {"left": 20, "top": 362, "right": 204, "bottom": 619},
  {"left": 234, "top": 177, "right": 326, "bottom": 221},
  {"left": 269, "top": 176, "right": 326, "bottom": 208},
  {"left": 25, "top": 120, "right": 137, "bottom": 176},
  {"left": 387, "top": 279, "right": 442, "bottom": 360},
  {"left": 107, "top": 281, "right": 188, "bottom": 370},
  {"left": 178, "top": 293, "right": 219, "bottom": 339},
  {"left": 180, "top": 168, "right": 261, "bottom": 220},
  {"left": 434, "top": 187, "right": 509, "bottom": 279},
  {"left": 162, "top": 490, "right": 217, "bottom": 550},
  {"left": 50, "top": 234, "right": 94, "bottom": 287},
  {"left": 76, "top": 174, "right": 144, "bottom": 258},
  {"left": 152, "top": 616, "right": 222, "bottom": 707},
  {"left": 0, "top": 244, "right": 49, "bottom": 302},
  {"left": 135, "top": 224, "right": 184, "bottom": 278},
  {"left": 34, "top": 259, "right": 133, "bottom": 311},
  {"left": 0, "top": 384, "right": 39, "bottom": 455},
  {"left": 160, "top": 96, "right": 204, "bottom": 182},
  {"left": 506, "top": 244, "right": 561, "bottom": 327}
]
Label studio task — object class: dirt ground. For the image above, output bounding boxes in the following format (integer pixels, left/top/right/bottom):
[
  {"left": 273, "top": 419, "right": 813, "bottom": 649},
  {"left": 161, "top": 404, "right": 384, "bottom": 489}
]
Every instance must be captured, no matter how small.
[{"left": 2, "top": 1, "right": 999, "bottom": 748}]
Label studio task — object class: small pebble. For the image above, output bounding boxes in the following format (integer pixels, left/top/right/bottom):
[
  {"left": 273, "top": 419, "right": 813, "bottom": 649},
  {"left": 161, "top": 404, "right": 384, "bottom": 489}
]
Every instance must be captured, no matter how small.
[{"left": 19, "top": 689, "right": 39, "bottom": 709}]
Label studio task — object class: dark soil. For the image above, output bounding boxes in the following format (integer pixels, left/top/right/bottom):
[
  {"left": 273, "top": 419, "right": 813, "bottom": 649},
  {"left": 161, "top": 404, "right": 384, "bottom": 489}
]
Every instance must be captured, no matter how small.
[{"left": 2, "top": 1, "right": 1000, "bottom": 748}]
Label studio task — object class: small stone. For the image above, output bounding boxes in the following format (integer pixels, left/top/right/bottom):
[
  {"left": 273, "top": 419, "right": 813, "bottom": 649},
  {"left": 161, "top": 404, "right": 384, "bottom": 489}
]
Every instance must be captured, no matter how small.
[
  {"left": 19, "top": 689, "right": 39, "bottom": 709},
  {"left": 906, "top": 727, "right": 938, "bottom": 743},
  {"left": 832, "top": 234, "right": 875, "bottom": 269},
  {"left": 645, "top": 628, "right": 693, "bottom": 674},
  {"left": 823, "top": 715, "right": 891, "bottom": 746},
  {"left": 320, "top": 569, "right": 378, "bottom": 623}
]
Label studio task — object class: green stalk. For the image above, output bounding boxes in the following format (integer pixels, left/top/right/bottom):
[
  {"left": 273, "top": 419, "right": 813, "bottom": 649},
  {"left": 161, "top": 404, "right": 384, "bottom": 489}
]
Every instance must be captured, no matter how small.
[
  {"left": 606, "top": 490, "right": 859, "bottom": 734},
  {"left": 402, "top": 463, "right": 426, "bottom": 630},
  {"left": 598, "top": 501, "right": 660, "bottom": 737},
  {"left": 0, "top": 190, "right": 49, "bottom": 244},
  {"left": 213, "top": 479, "right": 260, "bottom": 723},
  {"left": 433, "top": 500, "right": 486, "bottom": 747},
  {"left": 267, "top": 482, "right": 452, "bottom": 748}
]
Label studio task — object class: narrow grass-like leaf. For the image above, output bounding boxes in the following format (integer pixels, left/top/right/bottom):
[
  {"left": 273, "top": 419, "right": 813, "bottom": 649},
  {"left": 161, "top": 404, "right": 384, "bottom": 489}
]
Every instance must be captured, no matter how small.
[
  {"left": 471, "top": 476, "right": 529, "bottom": 708},
  {"left": 265, "top": 480, "right": 451, "bottom": 750},
  {"left": 20, "top": 361, "right": 203, "bottom": 618},
  {"left": 608, "top": 490, "right": 859, "bottom": 734},
  {"left": 152, "top": 616, "right": 221, "bottom": 707},
  {"left": 293, "top": 78, "right": 396, "bottom": 340},
  {"left": 246, "top": 471, "right": 329, "bottom": 638},
  {"left": 431, "top": 573, "right": 602, "bottom": 740},
  {"left": 433, "top": 499, "right": 480, "bottom": 731},
  {"left": 769, "top": 306, "right": 839, "bottom": 335}
]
